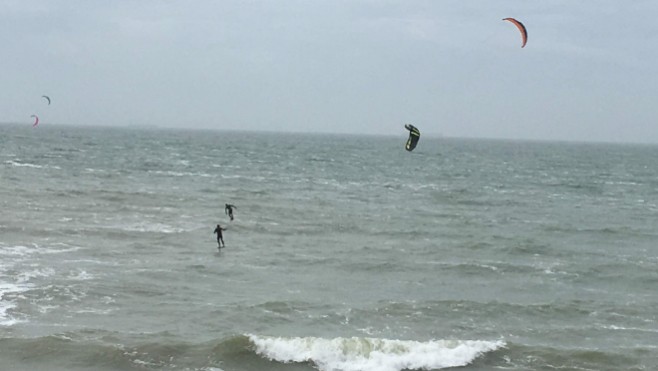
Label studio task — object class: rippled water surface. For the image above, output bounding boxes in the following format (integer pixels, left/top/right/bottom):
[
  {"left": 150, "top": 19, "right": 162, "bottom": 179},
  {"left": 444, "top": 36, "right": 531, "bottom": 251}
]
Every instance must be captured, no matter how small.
[{"left": 1, "top": 124, "right": 657, "bottom": 370}]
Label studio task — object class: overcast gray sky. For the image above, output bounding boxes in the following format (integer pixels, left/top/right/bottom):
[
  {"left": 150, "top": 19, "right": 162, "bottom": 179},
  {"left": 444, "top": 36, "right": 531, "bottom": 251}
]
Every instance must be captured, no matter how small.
[{"left": 2, "top": 1, "right": 657, "bottom": 143}]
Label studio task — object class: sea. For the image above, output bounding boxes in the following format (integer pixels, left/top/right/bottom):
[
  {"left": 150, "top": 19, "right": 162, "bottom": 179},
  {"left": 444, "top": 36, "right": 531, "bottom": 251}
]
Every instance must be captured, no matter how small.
[{"left": 1, "top": 123, "right": 657, "bottom": 371}]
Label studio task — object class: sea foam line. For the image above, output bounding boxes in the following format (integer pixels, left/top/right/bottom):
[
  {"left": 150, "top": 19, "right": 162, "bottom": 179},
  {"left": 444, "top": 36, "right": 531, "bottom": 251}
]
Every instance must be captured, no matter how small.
[
  {"left": 0, "top": 244, "right": 82, "bottom": 257},
  {"left": 248, "top": 335, "right": 504, "bottom": 371},
  {"left": 4, "top": 160, "right": 43, "bottom": 168},
  {"left": 3, "top": 160, "right": 61, "bottom": 170}
]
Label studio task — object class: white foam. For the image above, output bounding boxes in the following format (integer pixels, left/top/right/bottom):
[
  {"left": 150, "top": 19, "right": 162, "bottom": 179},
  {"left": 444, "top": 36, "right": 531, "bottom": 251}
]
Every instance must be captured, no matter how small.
[
  {"left": 3, "top": 160, "right": 61, "bottom": 170},
  {"left": 109, "top": 222, "right": 187, "bottom": 234},
  {"left": 0, "top": 243, "right": 82, "bottom": 257},
  {"left": 71, "top": 308, "right": 113, "bottom": 315},
  {"left": 0, "top": 282, "right": 31, "bottom": 326},
  {"left": 4, "top": 160, "right": 43, "bottom": 168},
  {"left": 0, "top": 243, "right": 74, "bottom": 326},
  {"left": 0, "top": 245, "right": 35, "bottom": 257},
  {"left": 36, "top": 304, "right": 59, "bottom": 314},
  {"left": 149, "top": 170, "right": 213, "bottom": 178},
  {"left": 603, "top": 325, "right": 658, "bottom": 333},
  {"left": 248, "top": 335, "right": 504, "bottom": 371},
  {"left": 69, "top": 269, "right": 94, "bottom": 281},
  {"left": 16, "top": 267, "right": 55, "bottom": 283}
]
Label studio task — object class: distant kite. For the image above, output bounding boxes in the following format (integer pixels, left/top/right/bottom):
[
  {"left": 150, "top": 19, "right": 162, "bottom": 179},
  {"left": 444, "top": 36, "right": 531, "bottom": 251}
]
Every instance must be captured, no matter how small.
[
  {"left": 502, "top": 18, "right": 528, "bottom": 48},
  {"left": 31, "top": 115, "right": 39, "bottom": 127},
  {"left": 42, "top": 95, "right": 51, "bottom": 105},
  {"left": 404, "top": 124, "right": 420, "bottom": 152}
]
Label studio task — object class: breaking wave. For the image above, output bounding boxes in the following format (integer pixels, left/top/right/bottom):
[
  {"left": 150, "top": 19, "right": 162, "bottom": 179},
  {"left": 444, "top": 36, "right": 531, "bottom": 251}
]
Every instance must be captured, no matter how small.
[{"left": 248, "top": 335, "right": 504, "bottom": 371}]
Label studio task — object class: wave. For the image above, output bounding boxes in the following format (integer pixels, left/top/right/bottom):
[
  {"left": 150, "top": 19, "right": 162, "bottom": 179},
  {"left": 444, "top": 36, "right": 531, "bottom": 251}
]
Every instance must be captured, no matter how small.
[
  {"left": 500, "top": 342, "right": 653, "bottom": 371},
  {"left": 0, "top": 243, "right": 82, "bottom": 257},
  {"left": 4, "top": 160, "right": 43, "bottom": 168},
  {"left": 3, "top": 160, "right": 61, "bottom": 170},
  {"left": 148, "top": 170, "right": 216, "bottom": 178},
  {"left": 0, "top": 282, "right": 31, "bottom": 326},
  {"left": 0, "top": 243, "right": 82, "bottom": 326},
  {"left": 0, "top": 332, "right": 229, "bottom": 371},
  {"left": 0, "top": 330, "right": 654, "bottom": 370},
  {"left": 247, "top": 335, "right": 504, "bottom": 371},
  {"left": 105, "top": 222, "right": 188, "bottom": 234}
]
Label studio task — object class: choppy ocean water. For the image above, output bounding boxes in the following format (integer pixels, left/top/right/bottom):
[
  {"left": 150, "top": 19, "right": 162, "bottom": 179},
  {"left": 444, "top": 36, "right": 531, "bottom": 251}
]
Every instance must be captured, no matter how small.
[{"left": 1, "top": 123, "right": 657, "bottom": 371}]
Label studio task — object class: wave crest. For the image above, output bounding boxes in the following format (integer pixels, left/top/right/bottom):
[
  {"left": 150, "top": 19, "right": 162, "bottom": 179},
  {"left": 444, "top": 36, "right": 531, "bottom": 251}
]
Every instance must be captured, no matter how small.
[{"left": 248, "top": 334, "right": 504, "bottom": 371}]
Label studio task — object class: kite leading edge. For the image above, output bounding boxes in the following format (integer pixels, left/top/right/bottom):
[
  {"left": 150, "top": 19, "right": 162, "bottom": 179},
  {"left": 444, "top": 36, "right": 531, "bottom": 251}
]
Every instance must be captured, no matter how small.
[{"left": 503, "top": 18, "right": 528, "bottom": 48}]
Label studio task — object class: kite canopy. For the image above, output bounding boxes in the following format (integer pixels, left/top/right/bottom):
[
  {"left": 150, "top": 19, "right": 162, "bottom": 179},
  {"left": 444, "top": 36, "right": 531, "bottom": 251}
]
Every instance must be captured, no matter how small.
[
  {"left": 404, "top": 124, "right": 420, "bottom": 152},
  {"left": 503, "top": 18, "right": 528, "bottom": 48},
  {"left": 42, "top": 95, "right": 51, "bottom": 105},
  {"left": 31, "top": 114, "right": 39, "bottom": 127}
]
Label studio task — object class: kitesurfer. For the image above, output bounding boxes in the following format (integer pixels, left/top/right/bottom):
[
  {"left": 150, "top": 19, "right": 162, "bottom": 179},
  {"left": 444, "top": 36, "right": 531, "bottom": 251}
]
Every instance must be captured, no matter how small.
[
  {"left": 214, "top": 224, "right": 226, "bottom": 249},
  {"left": 225, "top": 204, "right": 237, "bottom": 221}
]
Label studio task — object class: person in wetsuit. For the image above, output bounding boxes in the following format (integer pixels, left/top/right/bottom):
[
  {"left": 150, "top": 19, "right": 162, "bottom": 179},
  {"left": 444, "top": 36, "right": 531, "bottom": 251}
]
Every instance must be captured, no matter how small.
[
  {"left": 225, "top": 204, "right": 237, "bottom": 221},
  {"left": 213, "top": 224, "right": 226, "bottom": 249}
]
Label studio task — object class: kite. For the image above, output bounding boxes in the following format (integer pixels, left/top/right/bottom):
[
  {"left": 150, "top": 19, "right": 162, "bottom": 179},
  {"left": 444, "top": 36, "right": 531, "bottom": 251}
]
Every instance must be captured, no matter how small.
[
  {"left": 404, "top": 124, "right": 420, "bottom": 152},
  {"left": 42, "top": 95, "right": 51, "bottom": 105},
  {"left": 31, "top": 115, "right": 39, "bottom": 127},
  {"left": 502, "top": 18, "right": 528, "bottom": 48}
]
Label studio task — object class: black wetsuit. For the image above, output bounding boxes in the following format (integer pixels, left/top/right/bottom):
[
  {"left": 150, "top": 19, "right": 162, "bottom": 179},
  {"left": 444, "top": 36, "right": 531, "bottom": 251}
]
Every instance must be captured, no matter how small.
[
  {"left": 214, "top": 225, "right": 225, "bottom": 248},
  {"left": 225, "top": 204, "right": 236, "bottom": 221}
]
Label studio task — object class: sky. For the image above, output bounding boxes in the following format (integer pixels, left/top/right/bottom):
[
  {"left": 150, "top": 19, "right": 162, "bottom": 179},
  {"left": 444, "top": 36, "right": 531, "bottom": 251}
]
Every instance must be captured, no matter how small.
[{"left": 2, "top": 0, "right": 658, "bottom": 143}]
